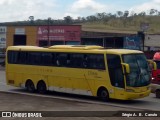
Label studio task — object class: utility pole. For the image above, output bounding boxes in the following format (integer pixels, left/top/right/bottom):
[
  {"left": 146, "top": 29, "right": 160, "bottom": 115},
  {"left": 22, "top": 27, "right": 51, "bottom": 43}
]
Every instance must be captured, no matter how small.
[
  {"left": 139, "top": 23, "right": 149, "bottom": 51},
  {"left": 137, "top": 31, "right": 145, "bottom": 51},
  {"left": 47, "top": 17, "right": 51, "bottom": 46}
]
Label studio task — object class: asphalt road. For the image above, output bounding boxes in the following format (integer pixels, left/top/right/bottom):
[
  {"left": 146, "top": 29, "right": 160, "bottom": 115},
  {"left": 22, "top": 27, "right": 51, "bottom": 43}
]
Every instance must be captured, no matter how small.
[{"left": 0, "top": 67, "right": 160, "bottom": 111}]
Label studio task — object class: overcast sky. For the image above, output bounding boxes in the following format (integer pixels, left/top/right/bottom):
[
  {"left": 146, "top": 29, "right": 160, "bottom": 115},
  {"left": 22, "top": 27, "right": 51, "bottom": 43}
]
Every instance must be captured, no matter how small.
[{"left": 0, "top": 0, "right": 160, "bottom": 22}]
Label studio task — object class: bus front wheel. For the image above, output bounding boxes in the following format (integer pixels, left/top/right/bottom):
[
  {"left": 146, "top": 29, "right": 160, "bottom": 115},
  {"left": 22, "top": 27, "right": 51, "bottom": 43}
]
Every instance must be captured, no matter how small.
[
  {"left": 98, "top": 88, "right": 110, "bottom": 101},
  {"left": 26, "top": 80, "right": 35, "bottom": 93},
  {"left": 37, "top": 81, "right": 47, "bottom": 94}
]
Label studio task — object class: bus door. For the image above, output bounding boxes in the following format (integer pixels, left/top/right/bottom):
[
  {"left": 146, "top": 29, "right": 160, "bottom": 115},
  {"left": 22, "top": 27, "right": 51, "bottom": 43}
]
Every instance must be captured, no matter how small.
[{"left": 107, "top": 54, "right": 125, "bottom": 98}]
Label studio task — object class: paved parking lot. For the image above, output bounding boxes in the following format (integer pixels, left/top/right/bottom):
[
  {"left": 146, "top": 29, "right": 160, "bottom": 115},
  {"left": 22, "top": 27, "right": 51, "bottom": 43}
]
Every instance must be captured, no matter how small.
[
  {"left": 0, "top": 65, "right": 4, "bottom": 70},
  {"left": 0, "top": 91, "right": 159, "bottom": 120}
]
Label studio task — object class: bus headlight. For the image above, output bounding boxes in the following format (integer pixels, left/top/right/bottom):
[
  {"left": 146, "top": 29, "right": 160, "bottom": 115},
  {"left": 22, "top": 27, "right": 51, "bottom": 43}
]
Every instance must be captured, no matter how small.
[{"left": 152, "top": 77, "right": 155, "bottom": 80}]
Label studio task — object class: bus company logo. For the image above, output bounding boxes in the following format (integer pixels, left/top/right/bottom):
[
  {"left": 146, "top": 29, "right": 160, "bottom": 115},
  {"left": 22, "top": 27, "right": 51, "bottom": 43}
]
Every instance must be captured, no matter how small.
[
  {"left": 2, "top": 112, "right": 11, "bottom": 117},
  {"left": 38, "top": 28, "right": 42, "bottom": 34}
]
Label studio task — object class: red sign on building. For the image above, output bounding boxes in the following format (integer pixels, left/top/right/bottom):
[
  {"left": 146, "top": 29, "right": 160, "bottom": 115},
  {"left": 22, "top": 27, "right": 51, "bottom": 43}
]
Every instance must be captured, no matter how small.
[{"left": 37, "top": 25, "right": 81, "bottom": 46}]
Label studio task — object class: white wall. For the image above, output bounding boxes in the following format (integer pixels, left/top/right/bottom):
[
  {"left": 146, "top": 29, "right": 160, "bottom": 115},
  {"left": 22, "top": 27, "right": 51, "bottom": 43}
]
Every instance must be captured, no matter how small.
[{"left": 145, "top": 34, "right": 160, "bottom": 47}]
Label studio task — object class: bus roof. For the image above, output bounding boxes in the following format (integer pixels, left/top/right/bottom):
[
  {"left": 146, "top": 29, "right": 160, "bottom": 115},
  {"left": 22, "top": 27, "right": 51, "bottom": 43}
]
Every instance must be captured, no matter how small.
[
  {"left": 49, "top": 45, "right": 104, "bottom": 50},
  {"left": 7, "top": 45, "right": 143, "bottom": 55},
  {"left": 105, "top": 49, "right": 143, "bottom": 54}
]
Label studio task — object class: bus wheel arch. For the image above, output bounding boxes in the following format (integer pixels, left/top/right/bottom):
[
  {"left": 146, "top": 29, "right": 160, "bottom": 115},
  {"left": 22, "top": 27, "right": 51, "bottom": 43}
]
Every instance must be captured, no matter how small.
[
  {"left": 97, "top": 86, "right": 110, "bottom": 101},
  {"left": 155, "top": 89, "right": 160, "bottom": 98},
  {"left": 37, "top": 80, "right": 47, "bottom": 94},
  {"left": 25, "top": 79, "right": 35, "bottom": 93}
]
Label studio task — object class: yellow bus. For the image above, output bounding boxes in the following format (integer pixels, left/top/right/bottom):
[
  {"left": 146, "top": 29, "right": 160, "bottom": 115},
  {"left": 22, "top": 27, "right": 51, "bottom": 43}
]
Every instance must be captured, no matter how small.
[{"left": 6, "top": 45, "right": 156, "bottom": 101}]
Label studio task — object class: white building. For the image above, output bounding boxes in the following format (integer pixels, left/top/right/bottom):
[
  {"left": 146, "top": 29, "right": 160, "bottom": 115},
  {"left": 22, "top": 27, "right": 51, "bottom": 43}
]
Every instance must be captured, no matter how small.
[
  {"left": 145, "top": 34, "right": 160, "bottom": 51},
  {"left": 0, "top": 26, "right": 7, "bottom": 57}
]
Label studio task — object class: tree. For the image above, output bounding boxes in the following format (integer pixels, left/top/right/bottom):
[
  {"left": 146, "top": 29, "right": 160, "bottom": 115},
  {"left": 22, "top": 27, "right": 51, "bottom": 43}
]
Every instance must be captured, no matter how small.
[
  {"left": 77, "top": 16, "right": 81, "bottom": 21},
  {"left": 150, "top": 9, "right": 156, "bottom": 15},
  {"left": 117, "top": 11, "right": 123, "bottom": 17},
  {"left": 86, "top": 15, "right": 97, "bottom": 22},
  {"left": 138, "top": 12, "right": 146, "bottom": 16},
  {"left": 29, "top": 16, "right": 34, "bottom": 21},
  {"left": 29, "top": 16, "right": 34, "bottom": 24},
  {"left": 81, "top": 17, "right": 86, "bottom": 22},
  {"left": 123, "top": 10, "right": 129, "bottom": 18},
  {"left": 64, "top": 16, "right": 73, "bottom": 24},
  {"left": 154, "top": 9, "right": 158, "bottom": 15},
  {"left": 96, "top": 12, "right": 106, "bottom": 20}
]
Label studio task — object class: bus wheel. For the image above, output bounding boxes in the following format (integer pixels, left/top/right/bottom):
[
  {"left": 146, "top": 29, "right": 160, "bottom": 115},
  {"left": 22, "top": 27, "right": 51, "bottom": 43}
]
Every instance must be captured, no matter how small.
[
  {"left": 155, "top": 89, "right": 160, "bottom": 98},
  {"left": 98, "top": 88, "right": 109, "bottom": 101},
  {"left": 26, "top": 80, "right": 35, "bottom": 93},
  {"left": 37, "top": 81, "right": 47, "bottom": 94}
]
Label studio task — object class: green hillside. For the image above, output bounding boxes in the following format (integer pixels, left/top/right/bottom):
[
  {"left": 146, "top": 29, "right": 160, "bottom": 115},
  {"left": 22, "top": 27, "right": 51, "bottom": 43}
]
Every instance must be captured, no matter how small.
[{"left": 81, "top": 16, "right": 160, "bottom": 34}]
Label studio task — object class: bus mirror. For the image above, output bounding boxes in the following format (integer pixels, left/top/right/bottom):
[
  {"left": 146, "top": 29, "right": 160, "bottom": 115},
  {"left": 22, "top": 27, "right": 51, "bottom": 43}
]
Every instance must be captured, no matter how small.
[
  {"left": 121, "top": 63, "right": 130, "bottom": 74},
  {"left": 147, "top": 60, "right": 157, "bottom": 70}
]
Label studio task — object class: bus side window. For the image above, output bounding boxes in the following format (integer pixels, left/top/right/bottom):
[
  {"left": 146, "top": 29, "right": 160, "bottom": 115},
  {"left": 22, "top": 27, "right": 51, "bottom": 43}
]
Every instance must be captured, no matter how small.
[
  {"left": 27, "top": 52, "right": 41, "bottom": 65},
  {"left": 12, "top": 51, "right": 19, "bottom": 64},
  {"left": 8, "top": 51, "right": 18, "bottom": 64},
  {"left": 84, "top": 54, "right": 105, "bottom": 70},
  {"left": 55, "top": 53, "right": 69, "bottom": 67},
  {"left": 55, "top": 53, "right": 60, "bottom": 66},
  {"left": 87, "top": 54, "right": 95, "bottom": 69},
  {"left": 97, "top": 55, "right": 105, "bottom": 70},
  {"left": 8, "top": 51, "right": 13, "bottom": 64},
  {"left": 8, "top": 51, "right": 25, "bottom": 64},
  {"left": 83, "top": 54, "right": 88, "bottom": 68},
  {"left": 70, "top": 54, "right": 83, "bottom": 68},
  {"left": 19, "top": 52, "right": 27, "bottom": 64},
  {"left": 41, "top": 52, "right": 53, "bottom": 66},
  {"left": 66, "top": 54, "right": 71, "bottom": 67},
  {"left": 52, "top": 53, "right": 56, "bottom": 66},
  {"left": 27, "top": 52, "right": 33, "bottom": 65}
]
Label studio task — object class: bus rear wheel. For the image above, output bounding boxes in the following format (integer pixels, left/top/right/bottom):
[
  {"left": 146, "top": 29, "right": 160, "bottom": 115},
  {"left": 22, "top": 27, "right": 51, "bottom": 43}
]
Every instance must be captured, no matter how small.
[
  {"left": 26, "top": 80, "right": 35, "bottom": 93},
  {"left": 37, "top": 81, "right": 47, "bottom": 94},
  {"left": 98, "top": 88, "right": 110, "bottom": 101},
  {"left": 156, "top": 89, "right": 160, "bottom": 98}
]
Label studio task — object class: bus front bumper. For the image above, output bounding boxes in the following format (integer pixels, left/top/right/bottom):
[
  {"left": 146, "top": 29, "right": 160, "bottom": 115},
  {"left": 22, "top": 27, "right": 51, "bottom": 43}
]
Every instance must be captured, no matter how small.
[{"left": 123, "top": 90, "right": 151, "bottom": 100}]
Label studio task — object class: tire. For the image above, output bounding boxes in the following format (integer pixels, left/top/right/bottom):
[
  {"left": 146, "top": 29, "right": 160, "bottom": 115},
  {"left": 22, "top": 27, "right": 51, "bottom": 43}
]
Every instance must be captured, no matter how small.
[
  {"left": 98, "top": 88, "right": 110, "bottom": 101},
  {"left": 26, "top": 80, "right": 35, "bottom": 93},
  {"left": 37, "top": 81, "right": 47, "bottom": 94},
  {"left": 155, "top": 90, "right": 160, "bottom": 98}
]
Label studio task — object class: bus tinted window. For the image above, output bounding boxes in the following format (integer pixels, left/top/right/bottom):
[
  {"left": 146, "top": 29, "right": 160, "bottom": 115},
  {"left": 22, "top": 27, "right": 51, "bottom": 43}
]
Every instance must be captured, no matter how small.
[
  {"left": 41, "top": 52, "right": 54, "bottom": 66},
  {"left": 56, "top": 53, "right": 68, "bottom": 67},
  {"left": 19, "top": 52, "right": 27, "bottom": 64},
  {"left": 107, "top": 54, "right": 121, "bottom": 68},
  {"left": 7, "top": 51, "right": 105, "bottom": 70},
  {"left": 70, "top": 54, "right": 84, "bottom": 68},
  {"left": 27, "top": 52, "right": 41, "bottom": 65},
  {"left": 8, "top": 51, "right": 19, "bottom": 64},
  {"left": 87, "top": 54, "right": 105, "bottom": 70}
]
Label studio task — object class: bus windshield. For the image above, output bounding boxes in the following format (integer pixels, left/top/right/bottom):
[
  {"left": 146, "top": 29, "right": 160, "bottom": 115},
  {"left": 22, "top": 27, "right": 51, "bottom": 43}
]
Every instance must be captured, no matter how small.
[{"left": 123, "top": 54, "right": 151, "bottom": 87}]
